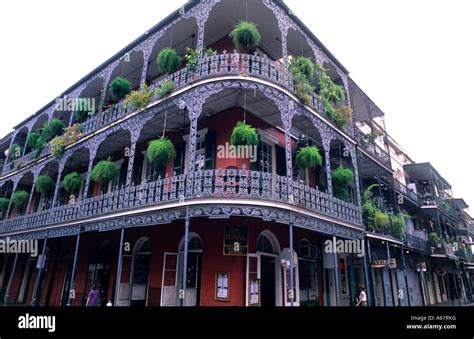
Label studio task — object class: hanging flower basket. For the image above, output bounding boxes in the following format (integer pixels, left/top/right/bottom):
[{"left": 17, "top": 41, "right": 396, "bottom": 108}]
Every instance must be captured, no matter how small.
[
  {"left": 0, "top": 197, "right": 10, "bottom": 211},
  {"left": 63, "top": 172, "right": 82, "bottom": 194},
  {"left": 147, "top": 138, "right": 176, "bottom": 167},
  {"left": 332, "top": 166, "right": 353, "bottom": 201},
  {"left": 11, "top": 191, "right": 29, "bottom": 209},
  {"left": 230, "top": 121, "right": 259, "bottom": 146},
  {"left": 229, "top": 21, "right": 261, "bottom": 53},
  {"left": 296, "top": 146, "right": 322, "bottom": 170},
  {"left": 35, "top": 175, "right": 55, "bottom": 195},
  {"left": 91, "top": 157, "right": 120, "bottom": 183},
  {"left": 156, "top": 48, "right": 182, "bottom": 74},
  {"left": 109, "top": 77, "right": 131, "bottom": 101}
]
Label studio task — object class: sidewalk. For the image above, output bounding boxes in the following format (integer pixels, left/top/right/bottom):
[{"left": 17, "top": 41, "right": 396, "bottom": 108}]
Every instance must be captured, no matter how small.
[{"left": 432, "top": 299, "right": 474, "bottom": 306}]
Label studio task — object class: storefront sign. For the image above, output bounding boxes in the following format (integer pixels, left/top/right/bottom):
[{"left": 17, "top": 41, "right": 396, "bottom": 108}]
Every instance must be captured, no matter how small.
[
  {"left": 223, "top": 226, "right": 248, "bottom": 255},
  {"left": 370, "top": 258, "right": 396, "bottom": 269}
]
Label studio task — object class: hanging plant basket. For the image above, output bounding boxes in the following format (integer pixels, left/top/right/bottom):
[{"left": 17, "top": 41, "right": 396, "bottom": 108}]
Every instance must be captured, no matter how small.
[
  {"left": 374, "top": 211, "right": 390, "bottom": 229},
  {"left": 289, "top": 56, "right": 315, "bottom": 83},
  {"left": 229, "top": 21, "right": 261, "bottom": 53},
  {"left": 296, "top": 146, "right": 322, "bottom": 170},
  {"left": 63, "top": 172, "right": 82, "bottom": 194},
  {"left": 91, "top": 157, "right": 120, "bottom": 183},
  {"left": 147, "top": 138, "right": 176, "bottom": 167},
  {"left": 36, "top": 175, "right": 55, "bottom": 195},
  {"left": 230, "top": 121, "right": 259, "bottom": 146},
  {"left": 156, "top": 48, "right": 182, "bottom": 74},
  {"left": 8, "top": 143, "right": 22, "bottom": 161},
  {"left": 27, "top": 132, "right": 41, "bottom": 149},
  {"left": 332, "top": 166, "right": 353, "bottom": 201},
  {"left": 11, "top": 191, "right": 29, "bottom": 209},
  {"left": 0, "top": 197, "right": 10, "bottom": 211},
  {"left": 109, "top": 77, "right": 131, "bottom": 101}
]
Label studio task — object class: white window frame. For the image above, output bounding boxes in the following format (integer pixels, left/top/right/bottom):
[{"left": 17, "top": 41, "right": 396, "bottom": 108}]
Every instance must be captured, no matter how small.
[
  {"left": 257, "top": 129, "right": 278, "bottom": 176},
  {"left": 183, "top": 128, "right": 208, "bottom": 174}
]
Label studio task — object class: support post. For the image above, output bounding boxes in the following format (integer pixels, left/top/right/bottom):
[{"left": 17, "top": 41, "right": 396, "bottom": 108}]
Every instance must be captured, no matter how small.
[
  {"left": 333, "top": 247, "right": 340, "bottom": 306},
  {"left": 181, "top": 207, "right": 190, "bottom": 306},
  {"left": 31, "top": 238, "right": 48, "bottom": 306},
  {"left": 289, "top": 218, "right": 294, "bottom": 306},
  {"left": 114, "top": 227, "right": 125, "bottom": 306},
  {"left": 3, "top": 253, "right": 19, "bottom": 305},
  {"left": 400, "top": 247, "right": 411, "bottom": 306},
  {"left": 67, "top": 233, "right": 81, "bottom": 306},
  {"left": 362, "top": 240, "right": 371, "bottom": 306}
]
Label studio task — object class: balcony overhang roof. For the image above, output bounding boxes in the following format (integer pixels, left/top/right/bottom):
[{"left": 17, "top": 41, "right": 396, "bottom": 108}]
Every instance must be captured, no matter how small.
[
  {"left": 404, "top": 162, "right": 451, "bottom": 188},
  {"left": 350, "top": 78, "right": 385, "bottom": 122},
  {"left": 449, "top": 198, "right": 469, "bottom": 210}
]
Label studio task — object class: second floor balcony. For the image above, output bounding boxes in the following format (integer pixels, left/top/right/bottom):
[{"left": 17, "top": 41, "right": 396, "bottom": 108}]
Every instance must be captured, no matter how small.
[{"left": 0, "top": 167, "right": 361, "bottom": 236}]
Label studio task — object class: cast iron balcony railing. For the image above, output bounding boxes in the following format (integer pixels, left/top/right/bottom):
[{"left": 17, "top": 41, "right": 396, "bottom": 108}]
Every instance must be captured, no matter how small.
[
  {"left": 2, "top": 51, "right": 355, "bottom": 177},
  {"left": 393, "top": 179, "right": 421, "bottom": 205},
  {"left": 0, "top": 167, "right": 362, "bottom": 235},
  {"left": 356, "top": 130, "right": 391, "bottom": 167},
  {"left": 420, "top": 194, "right": 459, "bottom": 220},
  {"left": 405, "top": 233, "right": 431, "bottom": 254}
]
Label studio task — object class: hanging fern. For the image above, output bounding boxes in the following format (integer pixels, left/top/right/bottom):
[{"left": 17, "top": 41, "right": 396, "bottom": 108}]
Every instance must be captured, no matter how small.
[
  {"left": 8, "top": 143, "right": 22, "bottom": 160},
  {"left": 428, "top": 232, "right": 440, "bottom": 245},
  {"left": 289, "top": 56, "right": 315, "bottom": 83},
  {"left": 11, "top": 191, "right": 29, "bottom": 209},
  {"left": 109, "top": 77, "right": 131, "bottom": 101},
  {"left": 35, "top": 175, "right": 55, "bottom": 195},
  {"left": 296, "top": 146, "right": 322, "bottom": 170},
  {"left": 147, "top": 138, "right": 176, "bottom": 167},
  {"left": 363, "top": 184, "right": 379, "bottom": 203},
  {"left": 332, "top": 166, "right": 353, "bottom": 201},
  {"left": 229, "top": 21, "right": 261, "bottom": 53},
  {"left": 91, "top": 157, "right": 120, "bottom": 183},
  {"left": 362, "top": 201, "right": 378, "bottom": 231},
  {"left": 155, "top": 80, "right": 175, "bottom": 99},
  {"left": 41, "top": 118, "right": 66, "bottom": 141},
  {"left": 390, "top": 215, "right": 406, "bottom": 239},
  {"left": 63, "top": 172, "right": 82, "bottom": 193},
  {"left": 374, "top": 211, "right": 390, "bottom": 229},
  {"left": 230, "top": 121, "right": 259, "bottom": 146},
  {"left": 156, "top": 48, "right": 182, "bottom": 74},
  {"left": 27, "top": 132, "right": 41, "bottom": 149},
  {"left": 0, "top": 197, "right": 10, "bottom": 211}
]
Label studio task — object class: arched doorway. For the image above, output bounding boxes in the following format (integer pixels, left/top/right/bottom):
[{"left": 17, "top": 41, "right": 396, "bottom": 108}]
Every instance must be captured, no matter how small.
[
  {"left": 83, "top": 241, "right": 112, "bottom": 306},
  {"left": 254, "top": 231, "right": 282, "bottom": 306},
  {"left": 177, "top": 234, "right": 203, "bottom": 306},
  {"left": 130, "top": 238, "right": 151, "bottom": 306}
]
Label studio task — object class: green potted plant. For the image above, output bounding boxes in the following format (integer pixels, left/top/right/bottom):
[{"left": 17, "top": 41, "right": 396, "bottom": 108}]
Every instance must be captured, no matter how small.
[
  {"left": 74, "top": 98, "right": 95, "bottom": 122},
  {"left": 332, "top": 166, "right": 353, "bottom": 201},
  {"left": 289, "top": 57, "right": 316, "bottom": 105},
  {"left": 428, "top": 232, "right": 440, "bottom": 248},
  {"left": 50, "top": 124, "right": 83, "bottom": 157},
  {"left": 124, "top": 83, "right": 153, "bottom": 110},
  {"left": 27, "top": 132, "right": 41, "bottom": 150},
  {"left": 230, "top": 121, "right": 259, "bottom": 146},
  {"left": 157, "top": 48, "right": 182, "bottom": 74},
  {"left": 147, "top": 137, "right": 176, "bottom": 167},
  {"left": 331, "top": 105, "right": 352, "bottom": 129},
  {"left": 42, "top": 118, "right": 66, "bottom": 141},
  {"left": 11, "top": 190, "right": 29, "bottom": 210},
  {"left": 154, "top": 80, "right": 175, "bottom": 99},
  {"left": 8, "top": 143, "right": 22, "bottom": 161},
  {"left": 109, "top": 77, "right": 131, "bottom": 101},
  {"left": 35, "top": 175, "right": 55, "bottom": 196},
  {"left": 296, "top": 146, "right": 322, "bottom": 170},
  {"left": 91, "top": 157, "right": 120, "bottom": 183},
  {"left": 229, "top": 21, "right": 261, "bottom": 53},
  {"left": 290, "top": 56, "right": 315, "bottom": 83},
  {"left": 0, "top": 197, "right": 10, "bottom": 212},
  {"left": 374, "top": 211, "right": 390, "bottom": 229},
  {"left": 185, "top": 47, "right": 213, "bottom": 73},
  {"left": 63, "top": 172, "right": 82, "bottom": 194}
]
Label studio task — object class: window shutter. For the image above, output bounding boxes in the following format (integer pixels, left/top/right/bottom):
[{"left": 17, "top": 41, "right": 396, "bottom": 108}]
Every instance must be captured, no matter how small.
[
  {"left": 173, "top": 143, "right": 184, "bottom": 175},
  {"left": 275, "top": 145, "right": 286, "bottom": 176},
  {"left": 204, "top": 132, "right": 216, "bottom": 170}
]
